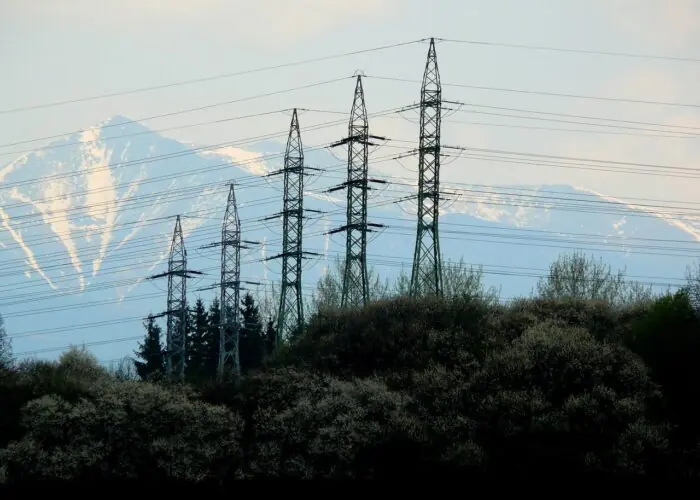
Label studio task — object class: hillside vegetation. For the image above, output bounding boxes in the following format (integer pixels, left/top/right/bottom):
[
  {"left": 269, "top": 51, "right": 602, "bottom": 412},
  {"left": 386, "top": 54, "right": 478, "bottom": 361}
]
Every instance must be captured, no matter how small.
[{"left": 1, "top": 251, "right": 700, "bottom": 481}]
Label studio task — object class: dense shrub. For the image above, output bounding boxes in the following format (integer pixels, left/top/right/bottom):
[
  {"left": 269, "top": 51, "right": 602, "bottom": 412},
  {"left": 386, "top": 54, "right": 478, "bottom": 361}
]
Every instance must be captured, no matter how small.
[
  {"left": 625, "top": 290, "right": 700, "bottom": 441},
  {"left": 497, "top": 298, "right": 622, "bottom": 343},
  {"left": 1, "top": 291, "right": 699, "bottom": 481},
  {"left": 1, "top": 381, "right": 243, "bottom": 483},
  {"left": 240, "top": 368, "right": 429, "bottom": 478},
  {"left": 464, "top": 322, "right": 669, "bottom": 476},
  {"left": 278, "top": 295, "right": 496, "bottom": 378}
]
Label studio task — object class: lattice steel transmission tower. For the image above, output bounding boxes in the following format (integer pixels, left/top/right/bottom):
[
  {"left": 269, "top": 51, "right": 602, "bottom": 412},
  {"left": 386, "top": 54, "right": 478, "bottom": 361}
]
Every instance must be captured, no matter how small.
[
  {"left": 266, "top": 109, "right": 317, "bottom": 344},
  {"left": 197, "top": 184, "right": 259, "bottom": 379},
  {"left": 328, "top": 75, "right": 386, "bottom": 308},
  {"left": 410, "top": 38, "right": 444, "bottom": 298},
  {"left": 148, "top": 215, "right": 201, "bottom": 381},
  {"left": 219, "top": 183, "right": 243, "bottom": 378}
]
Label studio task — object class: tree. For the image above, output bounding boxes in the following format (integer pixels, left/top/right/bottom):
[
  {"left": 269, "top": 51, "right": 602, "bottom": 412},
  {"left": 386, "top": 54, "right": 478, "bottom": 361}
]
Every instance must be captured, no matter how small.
[
  {"left": 441, "top": 257, "right": 500, "bottom": 303},
  {"left": 685, "top": 260, "right": 700, "bottom": 313},
  {"left": 239, "top": 293, "right": 265, "bottom": 373},
  {"left": 134, "top": 315, "right": 164, "bottom": 381},
  {"left": 263, "top": 317, "right": 277, "bottom": 356},
  {"left": 108, "top": 357, "right": 139, "bottom": 381},
  {"left": 0, "top": 312, "right": 12, "bottom": 368},
  {"left": 393, "top": 256, "right": 499, "bottom": 302},
  {"left": 205, "top": 298, "right": 222, "bottom": 378},
  {"left": 536, "top": 251, "right": 653, "bottom": 306},
  {"left": 186, "top": 298, "right": 210, "bottom": 381},
  {"left": 308, "top": 257, "right": 391, "bottom": 316}
]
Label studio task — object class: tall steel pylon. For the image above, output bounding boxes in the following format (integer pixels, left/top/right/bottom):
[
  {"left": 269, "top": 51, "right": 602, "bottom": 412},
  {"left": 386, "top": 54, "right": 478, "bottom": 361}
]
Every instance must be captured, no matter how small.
[
  {"left": 148, "top": 215, "right": 201, "bottom": 381},
  {"left": 219, "top": 183, "right": 242, "bottom": 379},
  {"left": 196, "top": 183, "right": 259, "bottom": 379},
  {"left": 329, "top": 75, "right": 385, "bottom": 308},
  {"left": 166, "top": 216, "right": 187, "bottom": 380},
  {"left": 410, "top": 38, "right": 444, "bottom": 298},
  {"left": 266, "top": 109, "right": 317, "bottom": 344}
]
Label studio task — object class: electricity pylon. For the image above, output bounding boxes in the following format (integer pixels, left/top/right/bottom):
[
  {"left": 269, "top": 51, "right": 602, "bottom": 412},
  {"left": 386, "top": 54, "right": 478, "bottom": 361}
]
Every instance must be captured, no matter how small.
[
  {"left": 196, "top": 183, "right": 260, "bottom": 379},
  {"left": 266, "top": 109, "right": 320, "bottom": 344},
  {"left": 148, "top": 215, "right": 201, "bottom": 381},
  {"left": 328, "top": 75, "right": 386, "bottom": 308},
  {"left": 219, "top": 183, "right": 242, "bottom": 379},
  {"left": 410, "top": 37, "right": 444, "bottom": 298}
]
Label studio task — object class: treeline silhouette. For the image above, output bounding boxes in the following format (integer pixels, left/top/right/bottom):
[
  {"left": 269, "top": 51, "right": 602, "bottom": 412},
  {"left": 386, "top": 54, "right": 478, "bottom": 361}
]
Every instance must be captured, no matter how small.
[{"left": 1, "top": 251, "right": 700, "bottom": 482}]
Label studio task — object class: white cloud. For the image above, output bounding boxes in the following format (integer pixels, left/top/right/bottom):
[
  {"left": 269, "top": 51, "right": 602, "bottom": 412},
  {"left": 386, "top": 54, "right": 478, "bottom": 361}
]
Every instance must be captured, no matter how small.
[
  {"left": 604, "top": 0, "right": 700, "bottom": 49},
  {"left": 10, "top": 0, "right": 395, "bottom": 43}
]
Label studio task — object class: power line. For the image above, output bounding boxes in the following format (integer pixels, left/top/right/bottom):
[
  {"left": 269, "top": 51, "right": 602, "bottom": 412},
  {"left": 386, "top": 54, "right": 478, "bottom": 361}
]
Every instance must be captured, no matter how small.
[
  {"left": 0, "top": 108, "right": 292, "bottom": 157},
  {"left": 0, "top": 105, "right": 409, "bottom": 195},
  {"left": 3, "top": 166, "right": 700, "bottom": 289},
  {"left": 367, "top": 75, "right": 700, "bottom": 109},
  {"left": 454, "top": 103, "right": 700, "bottom": 132},
  {"left": 0, "top": 39, "right": 425, "bottom": 115},
  {"left": 1, "top": 76, "right": 351, "bottom": 149},
  {"left": 438, "top": 37, "right": 700, "bottom": 63},
  {"left": 7, "top": 251, "right": 690, "bottom": 348}
]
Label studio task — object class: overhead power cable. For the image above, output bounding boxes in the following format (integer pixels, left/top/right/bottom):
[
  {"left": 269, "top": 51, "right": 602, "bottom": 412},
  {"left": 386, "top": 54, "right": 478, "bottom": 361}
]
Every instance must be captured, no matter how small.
[
  {"left": 438, "top": 37, "right": 700, "bottom": 63},
  {"left": 367, "top": 75, "right": 700, "bottom": 109},
  {"left": 0, "top": 39, "right": 425, "bottom": 115}
]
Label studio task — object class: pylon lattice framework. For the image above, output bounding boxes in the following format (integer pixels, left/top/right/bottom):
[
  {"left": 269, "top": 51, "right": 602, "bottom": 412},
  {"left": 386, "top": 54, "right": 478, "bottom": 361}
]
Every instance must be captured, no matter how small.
[
  {"left": 219, "top": 183, "right": 242, "bottom": 379},
  {"left": 329, "top": 75, "right": 385, "bottom": 308},
  {"left": 275, "top": 109, "right": 305, "bottom": 343},
  {"left": 410, "top": 38, "right": 444, "bottom": 297},
  {"left": 166, "top": 215, "right": 187, "bottom": 380}
]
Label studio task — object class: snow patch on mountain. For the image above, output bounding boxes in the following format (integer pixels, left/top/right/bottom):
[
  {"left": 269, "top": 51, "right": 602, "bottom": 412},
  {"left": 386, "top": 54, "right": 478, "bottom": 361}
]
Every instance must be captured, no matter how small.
[
  {"left": 439, "top": 184, "right": 554, "bottom": 227},
  {"left": 202, "top": 147, "right": 269, "bottom": 176},
  {"left": 574, "top": 186, "right": 700, "bottom": 243}
]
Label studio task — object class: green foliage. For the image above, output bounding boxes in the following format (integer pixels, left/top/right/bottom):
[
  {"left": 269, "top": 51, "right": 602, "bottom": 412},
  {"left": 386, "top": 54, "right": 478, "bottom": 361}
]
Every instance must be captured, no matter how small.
[
  {"left": 186, "top": 299, "right": 210, "bottom": 381},
  {"left": 134, "top": 315, "right": 165, "bottom": 381},
  {"left": 239, "top": 293, "right": 265, "bottom": 374},
  {"left": 204, "top": 298, "right": 222, "bottom": 378},
  {"left": 3, "top": 253, "right": 700, "bottom": 481},
  {"left": 537, "top": 251, "right": 654, "bottom": 307},
  {"left": 625, "top": 289, "right": 700, "bottom": 441},
  {"left": 1, "top": 381, "right": 243, "bottom": 483},
  {"left": 239, "top": 368, "right": 429, "bottom": 478},
  {"left": 279, "top": 295, "right": 496, "bottom": 378}
]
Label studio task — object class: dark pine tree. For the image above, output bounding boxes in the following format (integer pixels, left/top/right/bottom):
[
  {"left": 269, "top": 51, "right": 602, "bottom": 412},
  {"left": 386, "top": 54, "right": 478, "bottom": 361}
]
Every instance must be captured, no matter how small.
[
  {"left": 263, "top": 316, "right": 277, "bottom": 357},
  {"left": 134, "top": 315, "right": 164, "bottom": 380},
  {"left": 186, "top": 298, "right": 210, "bottom": 382},
  {"left": 239, "top": 293, "right": 265, "bottom": 373},
  {"left": 205, "top": 297, "right": 222, "bottom": 378}
]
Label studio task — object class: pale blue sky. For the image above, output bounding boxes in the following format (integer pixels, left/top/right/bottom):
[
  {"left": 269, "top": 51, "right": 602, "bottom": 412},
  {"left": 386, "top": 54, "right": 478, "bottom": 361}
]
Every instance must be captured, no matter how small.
[{"left": 1, "top": 0, "right": 699, "bottom": 203}]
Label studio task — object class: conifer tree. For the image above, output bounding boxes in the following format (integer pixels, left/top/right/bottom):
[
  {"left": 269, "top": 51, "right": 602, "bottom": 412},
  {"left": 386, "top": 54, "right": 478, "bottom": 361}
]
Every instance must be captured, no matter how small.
[
  {"left": 186, "top": 298, "right": 210, "bottom": 381},
  {"left": 239, "top": 293, "right": 264, "bottom": 373},
  {"left": 134, "top": 315, "right": 164, "bottom": 380},
  {"left": 205, "top": 298, "right": 222, "bottom": 378},
  {"left": 263, "top": 316, "right": 277, "bottom": 357}
]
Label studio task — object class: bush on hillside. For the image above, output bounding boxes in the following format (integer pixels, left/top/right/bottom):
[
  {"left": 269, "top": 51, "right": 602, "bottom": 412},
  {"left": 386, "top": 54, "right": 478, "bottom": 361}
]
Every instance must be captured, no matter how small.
[
  {"left": 1, "top": 380, "right": 243, "bottom": 483},
  {"left": 498, "top": 298, "right": 623, "bottom": 344},
  {"left": 279, "top": 295, "right": 497, "bottom": 378},
  {"left": 240, "top": 367, "right": 430, "bottom": 479},
  {"left": 13, "top": 347, "right": 112, "bottom": 403},
  {"left": 625, "top": 289, "right": 700, "bottom": 440},
  {"left": 464, "top": 321, "right": 668, "bottom": 476}
]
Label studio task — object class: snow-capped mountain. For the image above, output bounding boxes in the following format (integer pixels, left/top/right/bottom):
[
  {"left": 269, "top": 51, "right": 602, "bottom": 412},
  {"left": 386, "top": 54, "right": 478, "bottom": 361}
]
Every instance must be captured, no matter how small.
[{"left": 0, "top": 116, "right": 697, "bottom": 362}]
